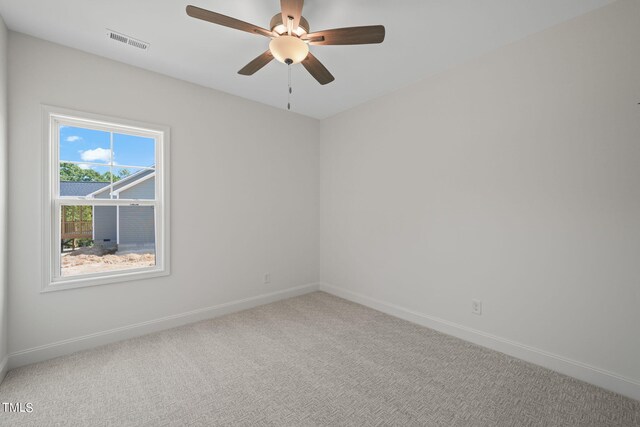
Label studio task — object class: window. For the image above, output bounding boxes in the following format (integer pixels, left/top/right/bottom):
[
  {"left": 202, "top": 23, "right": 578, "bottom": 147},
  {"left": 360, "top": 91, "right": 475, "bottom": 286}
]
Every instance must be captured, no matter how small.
[{"left": 42, "top": 106, "right": 170, "bottom": 291}]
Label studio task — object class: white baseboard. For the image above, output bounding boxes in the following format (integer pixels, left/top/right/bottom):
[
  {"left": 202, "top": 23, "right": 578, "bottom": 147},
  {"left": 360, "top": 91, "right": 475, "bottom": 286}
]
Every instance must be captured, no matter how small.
[
  {"left": 0, "top": 355, "right": 8, "bottom": 383},
  {"left": 8, "top": 283, "right": 319, "bottom": 370},
  {"left": 319, "top": 282, "right": 640, "bottom": 402}
]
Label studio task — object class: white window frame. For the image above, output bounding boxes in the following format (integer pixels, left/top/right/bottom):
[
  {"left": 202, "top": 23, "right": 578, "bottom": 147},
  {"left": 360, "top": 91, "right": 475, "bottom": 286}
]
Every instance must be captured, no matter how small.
[{"left": 42, "top": 105, "right": 170, "bottom": 292}]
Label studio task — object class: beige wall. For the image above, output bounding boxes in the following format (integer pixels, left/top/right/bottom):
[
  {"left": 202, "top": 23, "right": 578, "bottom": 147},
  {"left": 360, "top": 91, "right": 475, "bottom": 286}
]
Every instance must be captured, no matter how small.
[
  {"left": 320, "top": 0, "right": 640, "bottom": 394},
  {"left": 7, "top": 33, "right": 320, "bottom": 359},
  {"left": 4, "top": 0, "right": 640, "bottom": 401},
  {"left": 0, "top": 14, "right": 8, "bottom": 378}
]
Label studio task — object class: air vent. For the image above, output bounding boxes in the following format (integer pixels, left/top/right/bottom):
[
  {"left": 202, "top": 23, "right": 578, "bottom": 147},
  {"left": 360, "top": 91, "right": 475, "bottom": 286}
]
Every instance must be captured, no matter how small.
[{"left": 106, "top": 29, "right": 149, "bottom": 50}]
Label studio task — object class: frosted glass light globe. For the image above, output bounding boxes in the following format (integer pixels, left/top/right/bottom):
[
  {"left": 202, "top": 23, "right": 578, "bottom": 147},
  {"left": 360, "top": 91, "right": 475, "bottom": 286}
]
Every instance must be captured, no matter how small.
[{"left": 269, "top": 36, "right": 309, "bottom": 64}]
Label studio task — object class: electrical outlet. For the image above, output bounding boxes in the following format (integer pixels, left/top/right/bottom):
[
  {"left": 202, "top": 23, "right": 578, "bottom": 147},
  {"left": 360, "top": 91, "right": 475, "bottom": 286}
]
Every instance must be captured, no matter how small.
[
  {"left": 472, "top": 300, "right": 482, "bottom": 315},
  {"left": 264, "top": 273, "right": 271, "bottom": 284}
]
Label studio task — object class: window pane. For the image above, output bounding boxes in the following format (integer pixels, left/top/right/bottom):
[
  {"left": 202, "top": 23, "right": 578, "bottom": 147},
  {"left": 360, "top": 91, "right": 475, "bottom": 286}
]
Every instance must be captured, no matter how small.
[
  {"left": 59, "top": 164, "right": 111, "bottom": 197},
  {"left": 60, "top": 126, "right": 111, "bottom": 164},
  {"left": 113, "top": 133, "right": 155, "bottom": 168},
  {"left": 60, "top": 205, "right": 156, "bottom": 277},
  {"left": 75, "top": 168, "right": 156, "bottom": 200}
]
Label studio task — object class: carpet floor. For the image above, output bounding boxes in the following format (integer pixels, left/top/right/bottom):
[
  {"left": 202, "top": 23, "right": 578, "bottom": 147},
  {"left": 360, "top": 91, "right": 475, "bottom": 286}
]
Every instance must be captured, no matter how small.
[{"left": 0, "top": 292, "right": 638, "bottom": 426}]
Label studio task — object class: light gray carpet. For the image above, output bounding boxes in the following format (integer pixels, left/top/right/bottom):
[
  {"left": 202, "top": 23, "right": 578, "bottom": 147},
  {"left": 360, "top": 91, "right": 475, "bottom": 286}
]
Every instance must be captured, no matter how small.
[{"left": 0, "top": 292, "right": 638, "bottom": 426}]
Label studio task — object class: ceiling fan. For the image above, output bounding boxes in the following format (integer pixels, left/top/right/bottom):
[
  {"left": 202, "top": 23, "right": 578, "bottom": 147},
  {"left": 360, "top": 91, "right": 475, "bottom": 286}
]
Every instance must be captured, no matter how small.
[{"left": 186, "top": 1, "right": 386, "bottom": 85}]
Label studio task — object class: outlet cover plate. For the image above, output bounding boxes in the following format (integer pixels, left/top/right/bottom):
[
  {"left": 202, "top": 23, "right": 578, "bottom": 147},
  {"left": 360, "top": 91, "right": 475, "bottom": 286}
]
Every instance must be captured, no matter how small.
[{"left": 472, "top": 300, "right": 482, "bottom": 315}]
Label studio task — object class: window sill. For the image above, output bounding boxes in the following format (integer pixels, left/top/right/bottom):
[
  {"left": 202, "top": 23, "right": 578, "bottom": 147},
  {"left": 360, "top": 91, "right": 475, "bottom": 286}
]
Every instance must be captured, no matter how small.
[{"left": 42, "top": 267, "right": 170, "bottom": 293}]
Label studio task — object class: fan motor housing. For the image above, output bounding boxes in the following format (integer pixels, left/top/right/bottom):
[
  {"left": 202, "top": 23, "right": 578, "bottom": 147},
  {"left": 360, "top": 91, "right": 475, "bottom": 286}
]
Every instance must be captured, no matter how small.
[{"left": 270, "top": 14, "right": 310, "bottom": 36}]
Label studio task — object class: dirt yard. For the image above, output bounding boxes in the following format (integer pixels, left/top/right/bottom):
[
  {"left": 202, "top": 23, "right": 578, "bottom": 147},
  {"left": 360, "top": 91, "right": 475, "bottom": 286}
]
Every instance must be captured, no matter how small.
[{"left": 61, "top": 252, "right": 156, "bottom": 277}]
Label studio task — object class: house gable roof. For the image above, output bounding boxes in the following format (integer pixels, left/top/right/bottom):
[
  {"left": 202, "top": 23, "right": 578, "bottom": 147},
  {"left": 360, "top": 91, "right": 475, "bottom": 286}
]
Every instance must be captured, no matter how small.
[{"left": 60, "top": 181, "right": 110, "bottom": 197}]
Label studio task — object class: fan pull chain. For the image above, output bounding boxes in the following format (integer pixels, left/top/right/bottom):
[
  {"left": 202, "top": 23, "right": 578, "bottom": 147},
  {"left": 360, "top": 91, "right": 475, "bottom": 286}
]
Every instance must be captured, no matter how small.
[{"left": 287, "top": 62, "right": 292, "bottom": 111}]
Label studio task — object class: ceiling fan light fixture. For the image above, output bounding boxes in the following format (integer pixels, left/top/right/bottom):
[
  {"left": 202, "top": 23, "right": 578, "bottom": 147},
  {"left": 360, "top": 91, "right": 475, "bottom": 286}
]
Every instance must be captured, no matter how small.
[
  {"left": 269, "top": 36, "right": 309, "bottom": 64},
  {"left": 272, "top": 24, "right": 307, "bottom": 37},
  {"left": 270, "top": 14, "right": 309, "bottom": 36},
  {"left": 186, "top": 3, "right": 385, "bottom": 86}
]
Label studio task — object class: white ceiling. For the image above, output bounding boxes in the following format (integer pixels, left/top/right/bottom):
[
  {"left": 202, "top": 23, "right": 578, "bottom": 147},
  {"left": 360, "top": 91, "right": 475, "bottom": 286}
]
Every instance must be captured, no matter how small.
[{"left": 0, "top": 0, "right": 613, "bottom": 119}]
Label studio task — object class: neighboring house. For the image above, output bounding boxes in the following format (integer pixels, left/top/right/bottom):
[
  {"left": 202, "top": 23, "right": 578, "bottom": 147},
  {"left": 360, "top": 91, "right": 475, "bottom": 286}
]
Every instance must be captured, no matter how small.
[{"left": 60, "top": 169, "right": 155, "bottom": 252}]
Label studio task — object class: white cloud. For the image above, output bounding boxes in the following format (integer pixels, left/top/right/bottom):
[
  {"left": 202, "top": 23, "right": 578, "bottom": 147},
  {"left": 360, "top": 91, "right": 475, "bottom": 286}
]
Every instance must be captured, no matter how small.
[
  {"left": 77, "top": 163, "right": 92, "bottom": 170},
  {"left": 66, "top": 135, "right": 82, "bottom": 142},
  {"left": 80, "top": 148, "right": 111, "bottom": 163}
]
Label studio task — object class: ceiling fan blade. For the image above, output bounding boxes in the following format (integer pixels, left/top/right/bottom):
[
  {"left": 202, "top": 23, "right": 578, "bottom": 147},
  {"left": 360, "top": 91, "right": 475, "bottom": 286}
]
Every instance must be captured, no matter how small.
[
  {"left": 306, "top": 25, "right": 385, "bottom": 45},
  {"left": 301, "top": 52, "right": 335, "bottom": 85},
  {"left": 281, "top": 0, "right": 304, "bottom": 31},
  {"left": 186, "top": 5, "right": 273, "bottom": 38},
  {"left": 238, "top": 51, "right": 274, "bottom": 76}
]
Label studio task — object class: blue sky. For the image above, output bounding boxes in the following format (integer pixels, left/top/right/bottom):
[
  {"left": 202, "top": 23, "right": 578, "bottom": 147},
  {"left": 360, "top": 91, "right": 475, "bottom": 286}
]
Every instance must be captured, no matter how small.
[{"left": 59, "top": 126, "right": 155, "bottom": 171}]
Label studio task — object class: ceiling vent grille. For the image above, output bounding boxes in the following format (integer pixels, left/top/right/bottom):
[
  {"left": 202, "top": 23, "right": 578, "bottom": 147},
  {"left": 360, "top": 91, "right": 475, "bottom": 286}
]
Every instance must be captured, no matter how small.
[{"left": 107, "top": 30, "right": 149, "bottom": 50}]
